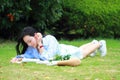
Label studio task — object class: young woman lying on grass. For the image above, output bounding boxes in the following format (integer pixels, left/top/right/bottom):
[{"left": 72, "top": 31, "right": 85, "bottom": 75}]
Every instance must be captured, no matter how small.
[{"left": 11, "top": 27, "right": 107, "bottom": 66}]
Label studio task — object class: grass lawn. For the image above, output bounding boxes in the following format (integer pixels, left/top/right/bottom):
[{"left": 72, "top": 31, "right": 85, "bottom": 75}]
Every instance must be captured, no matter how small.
[{"left": 0, "top": 39, "right": 120, "bottom": 80}]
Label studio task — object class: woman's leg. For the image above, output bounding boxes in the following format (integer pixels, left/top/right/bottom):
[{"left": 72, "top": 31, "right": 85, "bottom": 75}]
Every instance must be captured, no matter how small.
[
  {"left": 79, "top": 42, "right": 100, "bottom": 58},
  {"left": 79, "top": 40, "right": 99, "bottom": 49},
  {"left": 37, "top": 58, "right": 81, "bottom": 66},
  {"left": 57, "top": 58, "right": 81, "bottom": 66}
]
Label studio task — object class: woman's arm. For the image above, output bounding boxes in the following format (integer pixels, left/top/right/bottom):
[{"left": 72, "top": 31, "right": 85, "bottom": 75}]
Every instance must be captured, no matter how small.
[
  {"left": 38, "top": 35, "right": 60, "bottom": 59},
  {"left": 34, "top": 33, "right": 44, "bottom": 53},
  {"left": 10, "top": 57, "right": 23, "bottom": 63},
  {"left": 57, "top": 58, "right": 81, "bottom": 66},
  {"left": 46, "top": 58, "right": 81, "bottom": 66}
]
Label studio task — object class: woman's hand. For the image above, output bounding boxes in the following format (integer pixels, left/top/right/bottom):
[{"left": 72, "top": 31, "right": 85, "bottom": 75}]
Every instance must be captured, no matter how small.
[
  {"left": 34, "top": 33, "right": 44, "bottom": 53},
  {"left": 10, "top": 57, "right": 23, "bottom": 63},
  {"left": 34, "top": 33, "right": 43, "bottom": 46}
]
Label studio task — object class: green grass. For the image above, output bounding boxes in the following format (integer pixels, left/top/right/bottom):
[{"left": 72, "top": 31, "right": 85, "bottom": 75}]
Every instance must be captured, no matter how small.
[{"left": 0, "top": 39, "right": 120, "bottom": 80}]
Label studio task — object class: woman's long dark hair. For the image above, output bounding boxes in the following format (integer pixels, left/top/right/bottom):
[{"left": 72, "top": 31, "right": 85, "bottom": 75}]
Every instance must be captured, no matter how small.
[{"left": 16, "top": 26, "right": 38, "bottom": 55}]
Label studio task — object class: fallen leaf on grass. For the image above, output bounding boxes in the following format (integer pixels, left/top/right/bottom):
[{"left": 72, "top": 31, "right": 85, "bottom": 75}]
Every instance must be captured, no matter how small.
[
  {"left": 0, "top": 71, "right": 3, "bottom": 74},
  {"left": 44, "top": 76, "right": 50, "bottom": 79}
]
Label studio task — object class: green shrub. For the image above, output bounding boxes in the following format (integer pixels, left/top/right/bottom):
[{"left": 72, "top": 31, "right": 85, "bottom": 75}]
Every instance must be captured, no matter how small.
[
  {"left": 0, "top": 0, "right": 62, "bottom": 39},
  {"left": 1, "top": 0, "right": 120, "bottom": 39},
  {"left": 50, "top": 0, "right": 120, "bottom": 39}
]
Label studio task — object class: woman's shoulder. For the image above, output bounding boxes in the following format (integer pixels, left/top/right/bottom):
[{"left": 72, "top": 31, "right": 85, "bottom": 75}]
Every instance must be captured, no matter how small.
[
  {"left": 43, "top": 35, "right": 58, "bottom": 43},
  {"left": 44, "top": 35, "right": 56, "bottom": 39},
  {"left": 45, "top": 34, "right": 54, "bottom": 37}
]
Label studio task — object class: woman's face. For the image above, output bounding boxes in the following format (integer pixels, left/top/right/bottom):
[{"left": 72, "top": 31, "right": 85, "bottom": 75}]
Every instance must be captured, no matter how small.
[{"left": 23, "top": 35, "right": 37, "bottom": 48}]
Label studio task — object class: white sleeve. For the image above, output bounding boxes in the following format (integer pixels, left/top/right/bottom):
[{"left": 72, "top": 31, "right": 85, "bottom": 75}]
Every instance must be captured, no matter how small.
[{"left": 40, "top": 35, "right": 60, "bottom": 60}]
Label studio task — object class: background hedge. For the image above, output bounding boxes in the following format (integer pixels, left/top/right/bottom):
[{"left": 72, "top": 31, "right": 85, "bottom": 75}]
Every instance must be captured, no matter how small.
[
  {"left": 0, "top": 0, "right": 62, "bottom": 40},
  {"left": 52, "top": 0, "right": 120, "bottom": 39},
  {"left": 0, "top": 0, "right": 120, "bottom": 40}
]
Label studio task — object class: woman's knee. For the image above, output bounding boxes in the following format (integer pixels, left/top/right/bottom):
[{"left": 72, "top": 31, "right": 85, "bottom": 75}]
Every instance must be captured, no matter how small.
[{"left": 70, "top": 58, "right": 81, "bottom": 66}]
